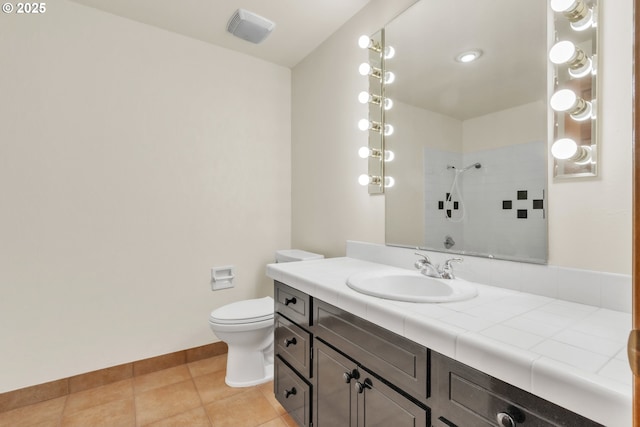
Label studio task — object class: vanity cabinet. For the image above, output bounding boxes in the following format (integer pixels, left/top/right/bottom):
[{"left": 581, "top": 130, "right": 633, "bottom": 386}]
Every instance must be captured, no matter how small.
[{"left": 273, "top": 280, "right": 602, "bottom": 427}]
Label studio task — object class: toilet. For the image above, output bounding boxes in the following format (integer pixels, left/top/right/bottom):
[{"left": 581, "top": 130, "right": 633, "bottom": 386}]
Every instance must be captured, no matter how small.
[{"left": 208, "top": 249, "right": 323, "bottom": 387}]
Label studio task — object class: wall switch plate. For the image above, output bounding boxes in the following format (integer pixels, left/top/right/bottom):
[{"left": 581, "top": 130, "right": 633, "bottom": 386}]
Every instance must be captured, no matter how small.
[{"left": 211, "top": 265, "right": 234, "bottom": 290}]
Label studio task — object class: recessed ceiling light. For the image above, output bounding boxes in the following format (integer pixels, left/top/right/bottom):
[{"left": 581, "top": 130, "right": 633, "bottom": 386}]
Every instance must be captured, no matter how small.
[{"left": 455, "top": 49, "right": 483, "bottom": 63}]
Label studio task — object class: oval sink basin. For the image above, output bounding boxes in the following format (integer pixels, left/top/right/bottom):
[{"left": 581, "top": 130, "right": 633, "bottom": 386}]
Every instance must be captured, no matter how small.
[{"left": 346, "top": 270, "right": 478, "bottom": 303}]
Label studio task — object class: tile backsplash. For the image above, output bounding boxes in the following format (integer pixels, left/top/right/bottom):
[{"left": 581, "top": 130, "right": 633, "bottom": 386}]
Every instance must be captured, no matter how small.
[{"left": 346, "top": 241, "right": 631, "bottom": 313}]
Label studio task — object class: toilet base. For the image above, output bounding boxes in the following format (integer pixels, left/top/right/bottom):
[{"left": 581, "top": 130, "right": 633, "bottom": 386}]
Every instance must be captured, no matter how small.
[{"left": 225, "top": 362, "right": 273, "bottom": 388}]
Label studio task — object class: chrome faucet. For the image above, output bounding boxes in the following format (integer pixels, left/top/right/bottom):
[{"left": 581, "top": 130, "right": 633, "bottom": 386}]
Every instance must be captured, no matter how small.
[
  {"left": 414, "top": 252, "right": 463, "bottom": 279},
  {"left": 414, "top": 252, "right": 441, "bottom": 278}
]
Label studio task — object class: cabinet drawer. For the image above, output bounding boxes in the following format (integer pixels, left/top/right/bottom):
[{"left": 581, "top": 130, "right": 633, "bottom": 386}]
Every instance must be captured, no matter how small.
[
  {"left": 275, "top": 356, "right": 311, "bottom": 427},
  {"left": 275, "top": 313, "right": 312, "bottom": 378},
  {"left": 432, "top": 353, "right": 603, "bottom": 427},
  {"left": 313, "top": 299, "right": 428, "bottom": 403},
  {"left": 275, "top": 281, "right": 311, "bottom": 328}
]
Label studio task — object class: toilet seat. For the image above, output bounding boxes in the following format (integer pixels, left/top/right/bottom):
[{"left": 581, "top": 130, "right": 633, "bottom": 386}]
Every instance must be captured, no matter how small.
[{"left": 209, "top": 296, "right": 274, "bottom": 325}]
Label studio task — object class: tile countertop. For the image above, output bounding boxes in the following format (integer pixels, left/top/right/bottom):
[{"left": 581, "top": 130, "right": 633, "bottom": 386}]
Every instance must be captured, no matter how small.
[{"left": 266, "top": 257, "right": 632, "bottom": 427}]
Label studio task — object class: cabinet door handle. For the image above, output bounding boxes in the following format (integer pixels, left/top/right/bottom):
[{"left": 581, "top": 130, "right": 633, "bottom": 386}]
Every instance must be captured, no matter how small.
[
  {"left": 354, "top": 379, "right": 371, "bottom": 394},
  {"left": 284, "top": 337, "right": 297, "bottom": 347},
  {"left": 496, "top": 412, "right": 515, "bottom": 427},
  {"left": 284, "top": 387, "right": 297, "bottom": 398},
  {"left": 284, "top": 297, "right": 297, "bottom": 306},
  {"left": 343, "top": 369, "right": 360, "bottom": 383}
]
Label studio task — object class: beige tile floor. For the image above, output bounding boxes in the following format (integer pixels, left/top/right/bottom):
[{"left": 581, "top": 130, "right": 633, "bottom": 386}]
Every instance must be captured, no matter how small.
[{"left": 0, "top": 354, "right": 297, "bottom": 427}]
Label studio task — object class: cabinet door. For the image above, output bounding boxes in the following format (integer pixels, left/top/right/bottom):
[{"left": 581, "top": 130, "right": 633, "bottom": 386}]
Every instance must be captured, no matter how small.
[
  {"left": 314, "top": 340, "right": 357, "bottom": 427},
  {"left": 357, "top": 367, "right": 429, "bottom": 427}
]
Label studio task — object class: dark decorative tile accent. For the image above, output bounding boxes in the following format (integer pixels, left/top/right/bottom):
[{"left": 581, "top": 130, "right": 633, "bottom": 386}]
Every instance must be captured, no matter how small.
[
  {"left": 503, "top": 200, "right": 512, "bottom": 210},
  {"left": 517, "top": 209, "right": 528, "bottom": 219},
  {"left": 446, "top": 193, "right": 451, "bottom": 200},
  {"left": 453, "top": 201, "right": 459, "bottom": 210},
  {"left": 533, "top": 199, "right": 544, "bottom": 209},
  {"left": 517, "top": 190, "right": 528, "bottom": 200},
  {"left": 446, "top": 210, "right": 452, "bottom": 218},
  {"left": 438, "top": 201, "right": 444, "bottom": 210}
]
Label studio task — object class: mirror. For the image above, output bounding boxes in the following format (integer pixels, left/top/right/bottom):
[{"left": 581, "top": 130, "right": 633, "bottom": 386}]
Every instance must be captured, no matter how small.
[{"left": 383, "top": 0, "right": 548, "bottom": 263}]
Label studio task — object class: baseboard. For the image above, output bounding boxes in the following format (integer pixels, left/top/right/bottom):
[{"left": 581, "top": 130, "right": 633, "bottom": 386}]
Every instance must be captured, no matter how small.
[{"left": 0, "top": 341, "right": 228, "bottom": 413}]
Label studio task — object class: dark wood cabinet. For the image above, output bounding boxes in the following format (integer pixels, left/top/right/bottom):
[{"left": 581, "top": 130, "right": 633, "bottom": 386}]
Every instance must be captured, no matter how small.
[
  {"left": 273, "top": 280, "right": 602, "bottom": 427},
  {"left": 314, "top": 340, "right": 428, "bottom": 427}
]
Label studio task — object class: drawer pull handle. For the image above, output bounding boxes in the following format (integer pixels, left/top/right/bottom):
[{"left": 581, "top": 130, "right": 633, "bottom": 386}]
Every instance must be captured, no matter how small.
[
  {"left": 284, "top": 337, "right": 297, "bottom": 347},
  {"left": 343, "top": 369, "right": 359, "bottom": 383},
  {"left": 496, "top": 412, "right": 515, "bottom": 427},
  {"left": 284, "top": 387, "right": 297, "bottom": 399},
  {"left": 354, "top": 379, "right": 371, "bottom": 394},
  {"left": 284, "top": 297, "right": 297, "bottom": 306}
]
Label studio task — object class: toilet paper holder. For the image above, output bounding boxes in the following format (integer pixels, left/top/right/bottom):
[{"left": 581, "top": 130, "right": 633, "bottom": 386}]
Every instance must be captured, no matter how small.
[{"left": 211, "top": 265, "right": 234, "bottom": 290}]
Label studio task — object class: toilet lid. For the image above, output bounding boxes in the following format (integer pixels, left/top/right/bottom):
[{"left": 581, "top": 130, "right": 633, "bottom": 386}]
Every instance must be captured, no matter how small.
[{"left": 209, "top": 296, "right": 274, "bottom": 325}]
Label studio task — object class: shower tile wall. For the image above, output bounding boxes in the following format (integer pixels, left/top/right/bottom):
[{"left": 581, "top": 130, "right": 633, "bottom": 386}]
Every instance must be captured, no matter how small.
[{"left": 424, "top": 141, "right": 547, "bottom": 261}]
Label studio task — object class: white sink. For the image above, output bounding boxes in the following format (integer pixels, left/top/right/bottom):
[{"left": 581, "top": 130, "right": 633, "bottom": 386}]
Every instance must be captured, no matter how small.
[{"left": 346, "top": 270, "right": 478, "bottom": 303}]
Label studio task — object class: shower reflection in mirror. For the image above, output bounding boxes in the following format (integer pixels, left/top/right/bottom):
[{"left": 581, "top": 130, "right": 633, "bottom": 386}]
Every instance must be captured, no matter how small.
[{"left": 549, "top": 0, "right": 598, "bottom": 178}]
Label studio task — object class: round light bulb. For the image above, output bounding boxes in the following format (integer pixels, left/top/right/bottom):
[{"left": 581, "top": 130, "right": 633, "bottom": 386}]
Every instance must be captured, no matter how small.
[
  {"left": 384, "top": 46, "right": 395, "bottom": 59},
  {"left": 358, "top": 147, "right": 371, "bottom": 159},
  {"left": 359, "top": 63, "right": 372, "bottom": 76},
  {"left": 551, "top": 138, "right": 578, "bottom": 160},
  {"left": 549, "top": 41, "right": 576, "bottom": 65},
  {"left": 550, "top": 0, "right": 579, "bottom": 13},
  {"left": 358, "top": 174, "right": 371, "bottom": 186},
  {"left": 358, "top": 119, "right": 370, "bottom": 131},
  {"left": 358, "top": 91, "right": 371, "bottom": 104},
  {"left": 384, "top": 150, "right": 395, "bottom": 162},
  {"left": 550, "top": 89, "right": 578, "bottom": 112},
  {"left": 358, "top": 35, "right": 371, "bottom": 49},
  {"left": 384, "top": 124, "right": 394, "bottom": 136},
  {"left": 384, "top": 176, "right": 395, "bottom": 188},
  {"left": 384, "top": 71, "right": 395, "bottom": 84},
  {"left": 383, "top": 98, "right": 393, "bottom": 110}
]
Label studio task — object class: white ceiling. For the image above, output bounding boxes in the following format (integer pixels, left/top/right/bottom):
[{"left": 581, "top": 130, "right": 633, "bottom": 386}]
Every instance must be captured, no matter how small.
[{"left": 69, "top": 0, "right": 373, "bottom": 68}]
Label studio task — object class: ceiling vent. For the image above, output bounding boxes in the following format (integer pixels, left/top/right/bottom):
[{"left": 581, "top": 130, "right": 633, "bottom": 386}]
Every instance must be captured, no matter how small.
[{"left": 227, "top": 9, "right": 275, "bottom": 44}]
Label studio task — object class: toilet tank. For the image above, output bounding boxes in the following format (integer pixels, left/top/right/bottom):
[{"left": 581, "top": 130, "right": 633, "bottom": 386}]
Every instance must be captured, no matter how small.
[{"left": 275, "top": 249, "right": 324, "bottom": 263}]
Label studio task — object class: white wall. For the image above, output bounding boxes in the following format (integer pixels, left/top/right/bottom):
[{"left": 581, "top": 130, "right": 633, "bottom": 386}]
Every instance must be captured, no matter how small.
[
  {"left": 0, "top": 1, "right": 291, "bottom": 392},
  {"left": 292, "top": 0, "right": 632, "bottom": 275},
  {"left": 291, "top": 0, "right": 417, "bottom": 257}
]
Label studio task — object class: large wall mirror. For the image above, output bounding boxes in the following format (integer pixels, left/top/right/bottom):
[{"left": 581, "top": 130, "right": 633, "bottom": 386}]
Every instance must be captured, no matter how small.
[{"left": 384, "top": 0, "right": 549, "bottom": 263}]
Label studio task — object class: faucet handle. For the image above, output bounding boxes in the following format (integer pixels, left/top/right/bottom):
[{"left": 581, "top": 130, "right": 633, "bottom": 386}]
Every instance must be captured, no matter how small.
[
  {"left": 441, "top": 257, "right": 463, "bottom": 279},
  {"left": 414, "top": 252, "right": 432, "bottom": 269}
]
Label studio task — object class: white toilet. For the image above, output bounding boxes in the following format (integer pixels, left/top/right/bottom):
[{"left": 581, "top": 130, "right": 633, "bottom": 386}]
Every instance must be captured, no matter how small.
[{"left": 208, "top": 249, "right": 323, "bottom": 387}]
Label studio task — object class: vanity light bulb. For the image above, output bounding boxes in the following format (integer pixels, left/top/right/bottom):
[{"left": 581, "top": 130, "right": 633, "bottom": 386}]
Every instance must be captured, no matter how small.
[
  {"left": 551, "top": 138, "right": 579, "bottom": 160},
  {"left": 383, "top": 124, "right": 394, "bottom": 136},
  {"left": 384, "top": 46, "right": 396, "bottom": 59},
  {"left": 358, "top": 147, "right": 371, "bottom": 159},
  {"left": 383, "top": 98, "right": 394, "bottom": 110},
  {"left": 359, "top": 63, "right": 372, "bottom": 76},
  {"left": 358, "top": 91, "right": 371, "bottom": 104},
  {"left": 384, "top": 176, "right": 395, "bottom": 188},
  {"left": 549, "top": 41, "right": 592, "bottom": 78},
  {"left": 358, "top": 174, "right": 370, "bottom": 186},
  {"left": 550, "top": 89, "right": 593, "bottom": 121},
  {"left": 384, "top": 150, "right": 395, "bottom": 162},
  {"left": 550, "top": 0, "right": 594, "bottom": 31},
  {"left": 384, "top": 71, "right": 396, "bottom": 84},
  {"left": 358, "top": 35, "right": 372, "bottom": 49},
  {"left": 358, "top": 119, "right": 371, "bottom": 131}
]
